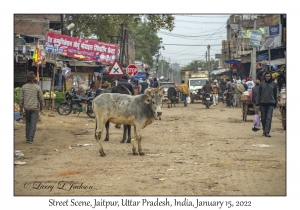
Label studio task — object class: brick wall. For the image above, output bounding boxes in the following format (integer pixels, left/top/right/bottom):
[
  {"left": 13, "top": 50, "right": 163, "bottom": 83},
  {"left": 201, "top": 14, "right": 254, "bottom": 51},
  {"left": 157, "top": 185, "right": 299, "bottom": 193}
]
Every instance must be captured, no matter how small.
[{"left": 14, "top": 14, "right": 64, "bottom": 37}]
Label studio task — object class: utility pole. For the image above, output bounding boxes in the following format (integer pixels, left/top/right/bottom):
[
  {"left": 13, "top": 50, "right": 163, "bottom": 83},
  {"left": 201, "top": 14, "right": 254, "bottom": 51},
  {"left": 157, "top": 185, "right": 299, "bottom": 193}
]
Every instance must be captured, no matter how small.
[
  {"left": 251, "top": 15, "right": 257, "bottom": 81},
  {"left": 156, "top": 52, "right": 159, "bottom": 78},
  {"left": 205, "top": 51, "right": 207, "bottom": 70},
  {"left": 207, "top": 45, "right": 211, "bottom": 71},
  {"left": 60, "top": 14, "right": 64, "bottom": 35},
  {"left": 161, "top": 56, "right": 164, "bottom": 78},
  {"left": 118, "top": 22, "right": 124, "bottom": 64}
]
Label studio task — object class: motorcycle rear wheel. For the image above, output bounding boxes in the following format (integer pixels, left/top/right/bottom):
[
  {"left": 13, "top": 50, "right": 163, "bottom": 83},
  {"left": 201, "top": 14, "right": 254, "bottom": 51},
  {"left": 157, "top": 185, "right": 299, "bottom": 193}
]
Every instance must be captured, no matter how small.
[
  {"left": 86, "top": 102, "right": 95, "bottom": 118},
  {"left": 206, "top": 102, "right": 209, "bottom": 109},
  {"left": 57, "top": 103, "right": 72, "bottom": 115}
]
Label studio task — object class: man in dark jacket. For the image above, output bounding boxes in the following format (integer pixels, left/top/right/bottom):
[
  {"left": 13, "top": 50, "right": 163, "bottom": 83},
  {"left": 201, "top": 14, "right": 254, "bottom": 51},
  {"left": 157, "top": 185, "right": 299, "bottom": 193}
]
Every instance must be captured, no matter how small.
[
  {"left": 242, "top": 79, "right": 248, "bottom": 91},
  {"left": 202, "top": 80, "right": 213, "bottom": 102},
  {"left": 139, "top": 78, "right": 149, "bottom": 94},
  {"left": 256, "top": 72, "right": 277, "bottom": 137},
  {"left": 118, "top": 76, "right": 134, "bottom": 95},
  {"left": 225, "top": 79, "right": 233, "bottom": 108}
]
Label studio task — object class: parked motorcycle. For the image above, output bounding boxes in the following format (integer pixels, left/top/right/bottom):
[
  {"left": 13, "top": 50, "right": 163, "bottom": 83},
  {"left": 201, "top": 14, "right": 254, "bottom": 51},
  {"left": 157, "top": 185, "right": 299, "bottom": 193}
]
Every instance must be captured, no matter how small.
[
  {"left": 57, "top": 87, "right": 95, "bottom": 118},
  {"left": 202, "top": 93, "right": 213, "bottom": 109},
  {"left": 85, "top": 88, "right": 96, "bottom": 98}
]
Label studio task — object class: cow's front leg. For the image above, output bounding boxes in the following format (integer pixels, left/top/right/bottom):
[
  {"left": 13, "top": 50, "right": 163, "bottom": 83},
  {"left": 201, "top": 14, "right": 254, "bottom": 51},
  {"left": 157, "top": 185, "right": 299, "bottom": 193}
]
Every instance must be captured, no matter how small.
[
  {"left": 95, "top": 124, "right": 106, "bottom": 157},
  {"left": 120, "top": 125, "right": 127, "bottom": 143},
  {"left": 104, "top": 121, "right": 109, "bottom": 141},
  {"left": 137, "top": 136, "right": 144, "bottom": 155}
]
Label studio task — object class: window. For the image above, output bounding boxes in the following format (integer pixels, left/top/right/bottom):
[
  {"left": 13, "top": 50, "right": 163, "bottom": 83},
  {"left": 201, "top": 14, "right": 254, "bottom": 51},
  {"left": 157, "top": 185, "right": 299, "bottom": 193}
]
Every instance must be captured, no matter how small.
[
  {"left": 190, "top": 80, "right": 206, "bottom": 86},
  {"left": 49, "top": 21, "right": 62, "bottom": 30},
  {"left": 243, "top": 15, "right": 254, "bottom": 20},
  {"left": 234, "top": 15, "right": 241, "bottom": 23},
  {"left": 160, "top": 83, "right": 175, "bottom": 88}
]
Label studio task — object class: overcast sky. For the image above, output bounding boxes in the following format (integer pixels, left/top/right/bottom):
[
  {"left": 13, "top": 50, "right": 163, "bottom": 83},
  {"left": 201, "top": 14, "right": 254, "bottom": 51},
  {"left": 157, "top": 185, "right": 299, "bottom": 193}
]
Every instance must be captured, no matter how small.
[{"left": 157, "top": 14, "right": 231, "bottom": 67}]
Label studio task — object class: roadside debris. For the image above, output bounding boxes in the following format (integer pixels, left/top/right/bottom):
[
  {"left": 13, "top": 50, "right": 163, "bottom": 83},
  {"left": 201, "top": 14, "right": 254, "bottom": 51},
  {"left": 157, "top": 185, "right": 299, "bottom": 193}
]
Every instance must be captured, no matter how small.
[
  {"left": 252, "top": 144, "right": 273, "bottom": 148},
  {"left": 14, "top": 150, "right": 24, "bottom": 157},
  {"left": 14, "top": 161, "right": 26, "bottom": 165},
  {"left": 72, "top": 144, "right": 93, "bottom": 147}
]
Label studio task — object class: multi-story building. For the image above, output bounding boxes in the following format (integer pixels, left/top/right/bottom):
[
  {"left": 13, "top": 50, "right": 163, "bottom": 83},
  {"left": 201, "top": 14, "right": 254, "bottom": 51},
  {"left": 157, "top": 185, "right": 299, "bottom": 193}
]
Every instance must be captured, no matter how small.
[
  {"left": 220, "top": 14, "right": 286, "bottom": 80},
  {"left": 14, "top": 14, "right": 67, "bottom": 38}
]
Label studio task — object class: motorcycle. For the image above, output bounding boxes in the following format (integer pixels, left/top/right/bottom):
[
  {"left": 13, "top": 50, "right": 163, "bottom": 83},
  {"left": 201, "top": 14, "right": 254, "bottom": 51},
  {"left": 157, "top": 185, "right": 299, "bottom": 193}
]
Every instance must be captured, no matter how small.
[
  {"left": 202, "top": 93, "right": 213, "bottom": 109},
  {"left": 57, "top": 87, "right": 95, "bottom": 118},
  {"left": 85, "top": 88, "right": 96, "bottom": 98}
]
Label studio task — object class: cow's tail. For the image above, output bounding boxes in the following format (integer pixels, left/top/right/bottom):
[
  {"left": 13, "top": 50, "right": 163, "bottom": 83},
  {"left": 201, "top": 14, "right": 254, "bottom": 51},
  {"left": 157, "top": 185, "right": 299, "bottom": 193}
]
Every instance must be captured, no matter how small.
[
  {"left": 94, "top": 117, "right": 97, "bottom": 140},
  {"left": 121, "top": 85, "right": 132, "bottom": 95}
]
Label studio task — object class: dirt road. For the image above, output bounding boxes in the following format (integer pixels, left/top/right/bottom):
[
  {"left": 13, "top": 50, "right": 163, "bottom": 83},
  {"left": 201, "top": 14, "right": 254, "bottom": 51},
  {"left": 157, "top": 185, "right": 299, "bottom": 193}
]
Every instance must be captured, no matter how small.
[{"left": 14, "top": 101, "right": 286, "bottom": 196}]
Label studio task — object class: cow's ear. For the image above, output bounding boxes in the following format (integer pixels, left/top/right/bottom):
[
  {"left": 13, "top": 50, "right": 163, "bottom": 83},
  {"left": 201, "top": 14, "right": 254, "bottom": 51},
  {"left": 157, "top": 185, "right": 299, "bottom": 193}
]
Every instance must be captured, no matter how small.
[
  {"left": 144, "top": 98, "right": 151, "bottom": 104},
  {"left": 162, "top": 98, "right": 171, "bottom": 104}
]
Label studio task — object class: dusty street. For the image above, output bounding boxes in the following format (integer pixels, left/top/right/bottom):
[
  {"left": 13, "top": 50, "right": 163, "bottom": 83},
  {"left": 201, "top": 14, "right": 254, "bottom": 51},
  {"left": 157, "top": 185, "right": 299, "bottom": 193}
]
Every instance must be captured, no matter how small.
[{"left": 14, "top": 100, "right": 286, "bottom": 196}]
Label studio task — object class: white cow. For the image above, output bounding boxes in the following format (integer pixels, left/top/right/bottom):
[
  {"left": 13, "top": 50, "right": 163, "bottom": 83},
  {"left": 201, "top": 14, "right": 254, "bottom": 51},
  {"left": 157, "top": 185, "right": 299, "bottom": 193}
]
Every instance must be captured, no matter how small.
[{"left": 92, "top": 87, "right": 170, "bottom": 156}]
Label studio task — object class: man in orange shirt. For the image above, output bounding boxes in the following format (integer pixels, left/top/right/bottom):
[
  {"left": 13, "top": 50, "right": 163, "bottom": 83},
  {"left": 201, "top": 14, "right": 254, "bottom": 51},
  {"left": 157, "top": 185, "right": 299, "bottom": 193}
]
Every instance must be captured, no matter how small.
[{"left": 179, "top": 80, "right": 189, "bottom": 107}]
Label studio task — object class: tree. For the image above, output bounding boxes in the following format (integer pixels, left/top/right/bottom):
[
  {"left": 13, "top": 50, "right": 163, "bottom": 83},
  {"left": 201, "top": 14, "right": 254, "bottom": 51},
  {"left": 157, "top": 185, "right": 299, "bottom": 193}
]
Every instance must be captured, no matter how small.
[
  {"left": 182, "top": 59, "right": 219, "bottom": 71},
  {"left": 131, "top": 21, "right": 163, "bottom": 67},
  {"left": 68, "top": 14, "right": 174, "bottom": 42},
  {"left": 67, "top": 14, "right": 175, "bottom": 67}
]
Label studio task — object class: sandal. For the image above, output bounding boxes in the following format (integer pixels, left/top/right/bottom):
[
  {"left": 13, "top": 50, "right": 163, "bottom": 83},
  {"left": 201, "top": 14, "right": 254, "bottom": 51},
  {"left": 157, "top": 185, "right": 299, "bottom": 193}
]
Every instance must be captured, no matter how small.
[{"left": 265, "top": 133, "right": 271, "bottom": 137}]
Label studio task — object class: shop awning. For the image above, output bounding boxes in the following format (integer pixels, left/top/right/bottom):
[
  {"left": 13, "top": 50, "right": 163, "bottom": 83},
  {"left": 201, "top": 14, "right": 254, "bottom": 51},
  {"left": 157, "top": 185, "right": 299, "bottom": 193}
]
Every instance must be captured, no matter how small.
[
  {"left": 133, "top": 72, "right": 147, "bottom": 81},
  {"left": 68, "top": 60, "right": 101, "bottom": 67},
  {"left": 257, "top": 54, "right": 268, "bottom": 61},
  {"left": 260, "top": 58, "right": 285, "bottom": 66},
  {"left": 224, "top": 59, "right": 241, "bottom": 64},
  {"left": 210, "top": 69, "right": 230, "bottom": 75}
]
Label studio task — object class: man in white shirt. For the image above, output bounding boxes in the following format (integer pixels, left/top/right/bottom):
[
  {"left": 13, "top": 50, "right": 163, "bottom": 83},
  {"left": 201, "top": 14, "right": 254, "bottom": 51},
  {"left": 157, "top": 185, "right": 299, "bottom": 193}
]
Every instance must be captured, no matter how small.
[{"left": 246, "top": 77, "right": 255, "bottom": 90}]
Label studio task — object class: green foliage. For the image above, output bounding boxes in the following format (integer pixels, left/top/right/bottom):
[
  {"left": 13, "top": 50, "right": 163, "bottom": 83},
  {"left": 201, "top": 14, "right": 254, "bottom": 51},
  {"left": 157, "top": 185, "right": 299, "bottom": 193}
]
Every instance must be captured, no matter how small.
[
  {"left": 14, "top": 87, "right": 22, "bottom": 103},
  {"left": 131, "top": 21, "right": 163, "bottom": 67},
  {"left": 54, "top": 92, "right": 65, "bottom": 104},
  {"left": 68, "top": 14, "right": 175, "bottom": 68},
  {"left": 69, "top": 14, "right": 174, "bottom": 42},
  {"left": 182, "top": 59, "right": 219, "bottom": 71}
]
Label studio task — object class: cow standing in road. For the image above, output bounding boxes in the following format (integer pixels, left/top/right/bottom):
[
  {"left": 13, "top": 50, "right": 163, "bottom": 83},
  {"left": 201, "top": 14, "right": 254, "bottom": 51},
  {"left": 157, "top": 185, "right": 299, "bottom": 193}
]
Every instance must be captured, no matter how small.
[
  {"left": 92, "top": 87, "right": 170, "bottom": 156},
  {"left": 94, "top": 85, "right": 132, "bottom": 143},
  {"left": 167, "top": 87, "right": 177, "bottom": 108}
]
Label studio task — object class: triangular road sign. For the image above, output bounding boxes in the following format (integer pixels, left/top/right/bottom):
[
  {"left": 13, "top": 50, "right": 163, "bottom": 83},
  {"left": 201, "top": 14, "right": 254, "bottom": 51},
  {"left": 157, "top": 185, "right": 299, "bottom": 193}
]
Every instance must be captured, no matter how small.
[{"left": 107, "top": 60, "right": 125, "bottom": 76}]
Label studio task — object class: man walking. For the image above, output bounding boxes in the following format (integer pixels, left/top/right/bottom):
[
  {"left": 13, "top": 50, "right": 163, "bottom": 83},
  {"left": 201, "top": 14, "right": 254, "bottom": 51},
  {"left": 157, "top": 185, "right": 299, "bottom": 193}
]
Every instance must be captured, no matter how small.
[
  {"left": 256, "top": 72, "right": 277, "bottom": 137},
  {"left": 19, "top": 71, "right": 44, "bottom": 143},
  {"left": 226, "top": 79, "right": 233, "bottom": 108},
  {"left": 211, "top": 80, "right": 219, "bottom": 106},
  {"left": 180, "top": 80, "right": 189, "bottom": 107},
  {"left": 252, "top": 80, "right": 260, "bottom": 115},
  {"left": 139, "top": 78, "right": 149, "bottom": 94}
]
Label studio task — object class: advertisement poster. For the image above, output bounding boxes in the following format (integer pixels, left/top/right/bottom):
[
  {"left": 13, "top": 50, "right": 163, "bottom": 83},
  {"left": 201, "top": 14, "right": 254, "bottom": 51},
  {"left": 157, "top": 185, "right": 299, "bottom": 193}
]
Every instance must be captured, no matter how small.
[
  {"left": 45, "top": 33, "right": 119, "bottom": 65},
  {"left": 65, "top": 72, "right": 89, "bottom": 92}
]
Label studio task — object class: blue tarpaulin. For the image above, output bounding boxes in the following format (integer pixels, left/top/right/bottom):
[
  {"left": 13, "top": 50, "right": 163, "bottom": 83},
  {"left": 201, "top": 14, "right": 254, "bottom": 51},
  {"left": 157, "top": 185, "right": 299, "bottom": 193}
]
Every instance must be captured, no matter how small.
[
  {"left": 257, "top": 54, "right": 268, "bottom": 61},
  {"left": 224, "top": 59, "right": 241, "bottom": 64},
  {"left": 133, "top": 72, "right": 147, "bottom": 81}
]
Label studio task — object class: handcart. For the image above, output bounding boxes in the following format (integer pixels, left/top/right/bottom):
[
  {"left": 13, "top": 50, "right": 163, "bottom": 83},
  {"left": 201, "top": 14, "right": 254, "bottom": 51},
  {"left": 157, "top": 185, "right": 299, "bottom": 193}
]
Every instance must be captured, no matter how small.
[
  {"left": 278, "top": 90, "right": 286, "bottom": 130},
  {"left": 241, "top": 100, "right": 255, "bottom": 122}
]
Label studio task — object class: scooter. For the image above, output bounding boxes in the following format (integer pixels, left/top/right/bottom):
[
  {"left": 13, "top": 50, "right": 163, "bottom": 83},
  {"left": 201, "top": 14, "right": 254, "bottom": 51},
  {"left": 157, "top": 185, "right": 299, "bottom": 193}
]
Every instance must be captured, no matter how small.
[{"left": 202, "top": 93, "right": 213, "bottom": 109}]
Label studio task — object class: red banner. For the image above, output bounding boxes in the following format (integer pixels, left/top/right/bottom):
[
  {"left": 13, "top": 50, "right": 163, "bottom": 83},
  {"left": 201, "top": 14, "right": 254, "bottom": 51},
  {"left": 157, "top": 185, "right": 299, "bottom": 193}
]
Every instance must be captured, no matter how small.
[{"left": 45, "top": 32, "right": 119, "bottom": 65}]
